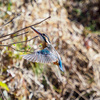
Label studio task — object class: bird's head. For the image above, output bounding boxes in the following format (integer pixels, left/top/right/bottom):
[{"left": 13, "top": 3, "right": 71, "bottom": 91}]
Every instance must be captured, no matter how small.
[{"left": 31, "top": 26, "right": 50, "bottom": 44}]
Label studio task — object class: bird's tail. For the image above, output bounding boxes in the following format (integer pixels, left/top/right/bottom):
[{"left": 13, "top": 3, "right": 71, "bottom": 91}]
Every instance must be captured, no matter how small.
[{"left": 59, "top": 58, "right": 64, "bottom": 72}]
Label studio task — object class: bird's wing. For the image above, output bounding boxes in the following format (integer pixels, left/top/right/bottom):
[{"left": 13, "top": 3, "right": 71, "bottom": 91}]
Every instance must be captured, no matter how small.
[{"left": 22, "top": 48, "right": 57, "bottom": 63}]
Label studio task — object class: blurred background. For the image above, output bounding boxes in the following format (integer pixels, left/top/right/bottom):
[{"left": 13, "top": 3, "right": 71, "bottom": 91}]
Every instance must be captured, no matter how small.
[{"left": 0, "top": 0, "right": 100, "bottom": 100}]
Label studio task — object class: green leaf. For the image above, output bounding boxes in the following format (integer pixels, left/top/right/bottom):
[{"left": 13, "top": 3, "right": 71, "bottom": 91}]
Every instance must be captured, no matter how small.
[
  {"left": 0, "top": 81, "right": 9, "bottom": 91},
  {"left": 0, "top": 98, "right": 2, "bottom": 100},
  {"left": 7, "top": 1, "right": 12, "bottom": 11},
  {"left": 13, "top": 44, "right": 15, "bottom": 46}
]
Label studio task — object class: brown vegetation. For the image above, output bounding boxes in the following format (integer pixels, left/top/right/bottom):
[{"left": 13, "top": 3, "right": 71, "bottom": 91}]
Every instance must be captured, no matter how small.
[{"left": 0, "top": 0, "right": 100, "bottom": 100}]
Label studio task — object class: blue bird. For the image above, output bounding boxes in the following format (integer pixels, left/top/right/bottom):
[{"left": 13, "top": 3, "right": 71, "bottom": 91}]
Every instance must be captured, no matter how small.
[{"left": 22, "top": 27, "right": 64, "bottom": 72}]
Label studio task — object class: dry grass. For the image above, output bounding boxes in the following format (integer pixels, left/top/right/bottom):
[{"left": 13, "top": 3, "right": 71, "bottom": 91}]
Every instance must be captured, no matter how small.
[{"left": 0, "top": 0, "right": 100, "bottom": 100}]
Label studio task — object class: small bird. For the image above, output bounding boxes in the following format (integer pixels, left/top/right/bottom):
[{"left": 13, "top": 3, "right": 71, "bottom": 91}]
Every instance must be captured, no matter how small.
[{"left": 22, "top": 27, "right": 64, "bottom": 72}]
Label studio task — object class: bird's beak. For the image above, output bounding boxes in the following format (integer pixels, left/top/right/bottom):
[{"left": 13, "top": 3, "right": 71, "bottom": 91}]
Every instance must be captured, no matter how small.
[{"left": 30, "top": 26, "right": 42, "bottom": 35}]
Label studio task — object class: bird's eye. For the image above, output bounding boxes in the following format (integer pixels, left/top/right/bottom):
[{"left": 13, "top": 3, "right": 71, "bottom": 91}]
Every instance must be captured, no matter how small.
[{"left": 42, "top": 33, "right": 45, "bottom": 36}]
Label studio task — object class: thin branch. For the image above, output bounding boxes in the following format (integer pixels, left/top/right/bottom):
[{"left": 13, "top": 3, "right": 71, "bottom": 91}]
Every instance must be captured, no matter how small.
[
  {"left": 0, "top": 16, "right": 51, "bottom": 39},
  {"left": 0, "top": 14, "right": 21, "bottom": 28},
  {"left": 0, "top": 31, "right": 29, "bottom": 42},
  {"left": 0, "top": 89, "right": 7, "bottom": 100},
  {"left": 74, "top": 89, "right": 88, "bottom": 100},
  {"left": 0, "top": 36, "right": 38, "bottom": 46}
]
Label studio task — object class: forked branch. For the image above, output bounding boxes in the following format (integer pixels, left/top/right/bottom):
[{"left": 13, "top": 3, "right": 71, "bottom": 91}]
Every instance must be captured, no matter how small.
[{"left": 0, "top": 16, "right": 51, "bottom": 39}]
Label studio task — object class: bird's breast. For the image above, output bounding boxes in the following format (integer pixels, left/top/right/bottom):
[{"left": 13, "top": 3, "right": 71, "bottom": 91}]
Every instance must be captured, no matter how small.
[
  {"left": 53, "top": 61, "right": 59, "bottom": 65},
  {"left": 42, "top": 42, "right": 48, "bottom": 49}
]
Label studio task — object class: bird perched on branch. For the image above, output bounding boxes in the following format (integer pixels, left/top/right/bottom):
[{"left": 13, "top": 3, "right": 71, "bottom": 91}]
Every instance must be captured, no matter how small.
[{"left": 22, "top": 27, "right": 64, "bottom": 72}]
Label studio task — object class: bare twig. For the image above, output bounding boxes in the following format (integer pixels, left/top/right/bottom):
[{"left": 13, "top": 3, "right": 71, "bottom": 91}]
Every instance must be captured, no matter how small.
[
  {"left": 0, "top": 14, "right": 21, "bottom": 28},
  {"left": 0, "top": 36, "right": 38, "bottom": 46},
  {"left": 74, "top": 89, "right": 88, "bottom": 100},
  {"left": 0, "top": 89, "right": 7, "bottom": 100},
  {"left": 67, "top": 90, "right": 74, "bottom": 100},
  {"left": 0, "top": 31, "right": 29, "bottom": 42},
  {"left": 0, "top": 16, "right": 51, "bottom": 39}
]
